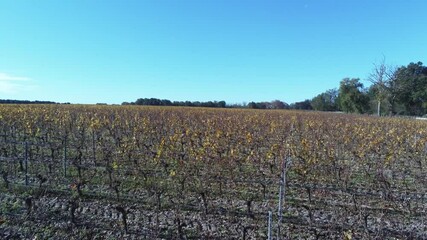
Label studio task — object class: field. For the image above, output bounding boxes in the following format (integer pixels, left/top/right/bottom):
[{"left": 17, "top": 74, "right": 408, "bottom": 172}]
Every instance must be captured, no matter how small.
[{"left": 0, "top": 105, "right": 427, "bottom": 239}]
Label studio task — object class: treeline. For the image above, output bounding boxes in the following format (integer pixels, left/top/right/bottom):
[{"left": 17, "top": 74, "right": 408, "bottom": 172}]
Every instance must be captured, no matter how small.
[
  {"left": 122, "top": 98, "right": 227, "bottom": 108},
  {"left": 246, "top": 99, "right": 313, "bottom": 110},
  {"left": 125, "top": 61, "right": 427, "bottom": 116},
  {"left": 0, "top": 99, "right": 57, "bottom": 104},
  {"left": 123, "top": 97, "right": 317, "bottom": 110},
  {"left": 310, "top": 61, "right": 427, "bottom": 116}
]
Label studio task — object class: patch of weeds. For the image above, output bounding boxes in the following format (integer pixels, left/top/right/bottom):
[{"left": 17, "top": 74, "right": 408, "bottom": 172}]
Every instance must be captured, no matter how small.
[
  {"left": 0, "top": 198, "right": 22, "bottom": 214},
  {"left": 34, "top": 226, "right": 56, "bottom": 239},
  {"left": 350, "top": 173, "right": 371, "bottom": 186},
  {"left": 286, "top": 170, "right": 299, "bottom": 180}
]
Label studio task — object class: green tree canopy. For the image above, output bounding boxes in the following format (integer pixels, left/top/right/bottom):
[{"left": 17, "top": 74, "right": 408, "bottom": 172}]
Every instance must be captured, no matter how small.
[
  {"left": 393, "top": 62, "right": 427, "bottom": 116},
  {"left": 338, "top": 78, "right": 369, "bottom": 114},
  {"left": 311, "top": 89, "right": 338, "bottom": 111}
]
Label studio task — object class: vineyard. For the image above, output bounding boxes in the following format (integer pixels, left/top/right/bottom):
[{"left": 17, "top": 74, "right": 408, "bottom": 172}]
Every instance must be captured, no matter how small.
[{"left": 0, "top": 104, "right": 427, "bottom": 239}]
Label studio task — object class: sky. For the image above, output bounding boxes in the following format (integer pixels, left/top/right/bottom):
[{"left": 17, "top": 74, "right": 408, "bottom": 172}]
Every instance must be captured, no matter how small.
[{"left": 0, "top": 0, "right": 426, "bottom": 104}]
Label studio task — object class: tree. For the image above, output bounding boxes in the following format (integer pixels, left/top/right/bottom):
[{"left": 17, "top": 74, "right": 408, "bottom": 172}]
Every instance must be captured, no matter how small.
[
  {"left": 367, "top": 57, "right": 397, "bottom": 116},
  {"left": 338, "top": 78, "right": 369, "bottom": 114},
  {"left": 270, "top": 100, "right": 288, "bottom": 109},
  {"left": 291, "top": 100, "right": 313, "bottom": 110},
  {"left": 393, "top": 62, "right": 427, "bottom": 116},
  {"left": 366, "top": 84, "right": 390, "bottom": 115},
  {"left": 311, "top": 89, "right": 338, "bottom": 111},
  {"left": 256, "top": 102, "right": 268, "bottom": 109},
  {"left": 218, "top": 101, "right": 226, "bottom": 108},
  {"left": 247, "top": 102, "right": 258, "bottom": 109}
]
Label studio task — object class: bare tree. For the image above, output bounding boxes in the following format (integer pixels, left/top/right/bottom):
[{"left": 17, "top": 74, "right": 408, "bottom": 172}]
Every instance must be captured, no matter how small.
[
  {"left": 271, "top": 100, "right": 288, "bottom": 109},
  {"left": 368, "top": 57, "right": 397, "bottom": 116}
]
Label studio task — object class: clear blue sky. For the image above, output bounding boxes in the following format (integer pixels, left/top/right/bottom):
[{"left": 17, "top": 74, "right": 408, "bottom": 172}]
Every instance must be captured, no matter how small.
[{"left": 0, "top": 0, "right": 426, "bottom": 104}]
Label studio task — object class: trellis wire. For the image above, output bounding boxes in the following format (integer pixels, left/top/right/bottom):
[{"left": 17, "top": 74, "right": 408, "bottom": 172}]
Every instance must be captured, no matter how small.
[
  {"left": 24, "top": 142, "right": 29, "bottom": 186},
  {"left": 63, "top": 137, "right": 67, "bottom": 177},
  {"left": 268, "top": 211, "right": 272, "bottom": 240}
]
